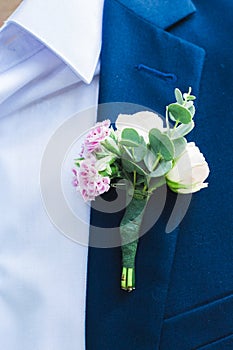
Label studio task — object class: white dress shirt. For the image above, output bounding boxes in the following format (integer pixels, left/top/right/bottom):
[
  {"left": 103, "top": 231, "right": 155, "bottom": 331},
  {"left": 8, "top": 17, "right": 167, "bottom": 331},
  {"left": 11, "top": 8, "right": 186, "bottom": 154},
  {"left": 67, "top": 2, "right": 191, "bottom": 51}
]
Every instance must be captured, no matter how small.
[{"left": 0, "top": 0, "right": 104, "bottom": 349}]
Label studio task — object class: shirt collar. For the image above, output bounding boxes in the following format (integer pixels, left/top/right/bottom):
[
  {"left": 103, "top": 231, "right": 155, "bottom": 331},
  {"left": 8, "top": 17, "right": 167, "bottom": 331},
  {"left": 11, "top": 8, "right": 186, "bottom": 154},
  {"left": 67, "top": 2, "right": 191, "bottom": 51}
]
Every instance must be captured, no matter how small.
[{"left": 6, "top": 0, "right": 104, "bottom": 84}]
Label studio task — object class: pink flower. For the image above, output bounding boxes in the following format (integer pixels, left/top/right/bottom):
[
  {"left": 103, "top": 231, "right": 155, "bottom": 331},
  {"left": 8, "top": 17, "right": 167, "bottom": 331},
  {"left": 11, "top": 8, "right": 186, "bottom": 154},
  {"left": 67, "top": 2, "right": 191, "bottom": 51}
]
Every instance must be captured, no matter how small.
[
  {"left": 72, "top": 168, "right": 79, "bottom": 187},
  {"left": 73, "top": 158, "right": 110, "bottom": 201},
  {"left": 81, "top": 120, "right": 111, "bottom": 156}
]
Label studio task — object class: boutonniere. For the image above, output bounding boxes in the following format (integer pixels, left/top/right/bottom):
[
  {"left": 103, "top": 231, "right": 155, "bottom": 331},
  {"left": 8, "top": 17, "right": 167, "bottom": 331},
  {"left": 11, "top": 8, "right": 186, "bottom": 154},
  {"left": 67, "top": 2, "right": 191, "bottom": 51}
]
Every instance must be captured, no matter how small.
[{"left": 72, "top": 88, "right": 210, "bottom": 292}]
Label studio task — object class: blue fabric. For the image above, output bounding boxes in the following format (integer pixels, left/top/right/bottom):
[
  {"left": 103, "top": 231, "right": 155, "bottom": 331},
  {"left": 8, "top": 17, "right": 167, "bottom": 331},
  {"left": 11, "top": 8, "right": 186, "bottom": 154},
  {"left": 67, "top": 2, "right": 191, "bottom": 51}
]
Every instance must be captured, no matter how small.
[
  {"left": 86, "top": 0, "right": 233, "bottom": 349},
  {"left": 115, "top": 0, "right": 196, "bottom": 29}
]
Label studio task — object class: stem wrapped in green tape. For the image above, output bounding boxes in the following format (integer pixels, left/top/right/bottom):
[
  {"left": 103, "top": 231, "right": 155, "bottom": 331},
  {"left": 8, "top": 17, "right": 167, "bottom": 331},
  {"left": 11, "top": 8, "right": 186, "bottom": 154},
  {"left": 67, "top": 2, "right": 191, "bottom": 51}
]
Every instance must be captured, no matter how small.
[{"left": 120, "top": 193, "right": 149, "bottom": 291}]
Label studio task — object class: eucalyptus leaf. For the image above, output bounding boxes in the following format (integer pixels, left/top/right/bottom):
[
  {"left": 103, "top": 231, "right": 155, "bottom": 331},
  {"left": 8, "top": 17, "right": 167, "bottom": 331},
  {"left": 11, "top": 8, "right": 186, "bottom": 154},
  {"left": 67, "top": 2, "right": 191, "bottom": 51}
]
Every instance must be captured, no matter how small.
[
  {"left": 95, "top": 155, "right": 116, "bottom": 171},
  {"left": 149, "top": 128, "right": 174, "bottom": 161},
  {"left": 95, "top": 151, "right": 111, "bottom": 159},
  {"left": 148, "top": 176, "right": 166, "bottom": 192},
  {"left": 121, "top": 158, "right": 148, "bottom": 175},
  {"left": 175, "top": 88, "right": 183, "bottom": 105},
  {"left": 121, "top": 128, "right": 141, "bottom": 145},
  {"left": 119, "top": 139, "right": 143, "bottom": 147},
  {"left": 149, "top": 128, "right": 160, "bottom": 153},
  {"left": 188, "top": 104, "right": 195, "bottom": 117},
  {"left": 187, "top": 95, "right": 196, "bottom": 101},
  {"left": 183, "top": 93, "right": 196, "bottom": 101},
  {"left": 132, "top": 144, "right": 147, "bottom": 162},
  {"left": 101, "top": 138, "right": 120, "bottom": 156},
  {"left": 133, "top": 162, "right": 148, "bottom": 176},
  {"left": 121, "top": 145, "right": 134, "bottom": 160},
  {"left": 149, "top": 160, "right": 172, "bottom": 177},
  {"left": 169, "top": 112, "right": 176, "bottom": 122},
  {"left": 171, "top": 121, "right": 195, "bottom": 139},
  {"left": 157, "top": 134, "right": 174, "bottom": 161},
  {"left": 144, "top": 149, "right": 157, "bottom": 172},
  {"left": 168, "top": 103, "right": 192, "bottom": 124},
  {"left": 173, "top": 137, "right": 187, "bottom": 158},
  {"left": 110, "top": 128, "right": 118, "bottom": 141},
  {"left": 121, "top": 158, "right": 134, "bottom": 173}
]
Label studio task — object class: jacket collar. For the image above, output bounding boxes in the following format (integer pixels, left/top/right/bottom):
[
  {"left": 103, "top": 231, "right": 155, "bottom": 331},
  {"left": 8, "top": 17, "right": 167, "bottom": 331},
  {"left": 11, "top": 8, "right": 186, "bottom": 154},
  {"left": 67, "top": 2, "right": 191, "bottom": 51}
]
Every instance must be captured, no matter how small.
[
  {"left": 5, "top": 0, "right": 104, "bottom": 83},
  {"left": 116, "top": 0, "right": 196, "bottom": 29}
]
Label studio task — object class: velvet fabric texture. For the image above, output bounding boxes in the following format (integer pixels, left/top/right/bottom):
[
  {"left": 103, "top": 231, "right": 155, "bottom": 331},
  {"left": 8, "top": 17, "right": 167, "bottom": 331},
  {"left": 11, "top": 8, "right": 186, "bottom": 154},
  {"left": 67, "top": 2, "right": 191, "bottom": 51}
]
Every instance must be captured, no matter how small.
[{"left": 86, "top": 0, "right": 233, "bottom": 349}]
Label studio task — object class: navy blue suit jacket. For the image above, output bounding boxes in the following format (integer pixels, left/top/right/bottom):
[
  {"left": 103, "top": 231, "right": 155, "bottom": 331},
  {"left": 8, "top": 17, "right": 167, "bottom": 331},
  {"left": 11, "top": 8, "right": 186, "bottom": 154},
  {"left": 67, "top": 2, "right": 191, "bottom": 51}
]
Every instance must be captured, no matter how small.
[{"left": 86, "top": 1, "right": 233, "bottom": 349}]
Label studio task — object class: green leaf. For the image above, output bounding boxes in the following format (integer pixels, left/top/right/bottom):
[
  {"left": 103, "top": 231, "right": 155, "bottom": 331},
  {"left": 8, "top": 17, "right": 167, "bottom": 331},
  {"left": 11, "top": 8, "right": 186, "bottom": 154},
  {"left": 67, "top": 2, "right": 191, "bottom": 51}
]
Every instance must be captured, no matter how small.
[
  {"left": 121, "top": 145, "right": 134, "bottom": 160},
  {"left": 187, "top": 95, "right": 196, "bottom": 101},
  {"left": 106, "top": 164, "right": 113, "bottom": 176},
  {"left": 101, "top": 138, "right": 120, "bottom": 156},
  {"left": 159, "top": 135, "right": 174, "bottom": 161},
  {"left": 148, "top": 176, "right": 166, "bottom": 192},
  {"left": 149, "top": 160, "right": 172, "bottom": 177},
  {"left": 175, "top": 88, "right": 183, "bottom": 105},
  {"left": 121, "top": 158, "right": 148, "bottom": 175},
  {"left": 140, "top": 136, "right": 147, "bottom": 148},
  {"left": 171, "top": 121, "right": 195, "bottom": 139},
  {"left": 132, "top": 144, "right": 147, "bottom": 162},
  {"left": 149, "top": 128, "right": 174, "bottom": 161},
  {"left": 109, "top": 165, "right": 119, "bottom": 177},
  {"left": 74, "top": 158, "right": 84, "bottom": 167},
  {"left": 95, "top": 151, "right": 111, "bottom": 159},
  {"left": 173, "top": 137, "right": 187, "bottom": 158},
  {"left": 183, "top": 93, "right": 196, "bottom": 101},
  {"left": 188, "top": 104, "right": 195, "bottom": 117},
  {"left": 168, "top": 103, "right": 192, "bottom": 124},
  {"left": 121, "top": 128, "right": 141, "bottom": 144},
  {"left": 119, "top": 139, "right": 143, "bottom": 147},
  {"left": 95, "top": 155, "right": 116, "bottom": 171},
  {"left": 121, "top": 158, "right": 134, "bottom": 172},
  {"left": 144, "top": 149, "right": 157, "bottom": 172},
  {"left": 132, "top": 162, "right": 148, "bottom": 176},
  {"left": 109, "top": 128, "right": 118, "bottom": 141},
  {"left": 166, "top": 179, "right": 183, "bottom": 190},
  {"left": 169, "top": 112, "right": 176, "bottom": 122}
]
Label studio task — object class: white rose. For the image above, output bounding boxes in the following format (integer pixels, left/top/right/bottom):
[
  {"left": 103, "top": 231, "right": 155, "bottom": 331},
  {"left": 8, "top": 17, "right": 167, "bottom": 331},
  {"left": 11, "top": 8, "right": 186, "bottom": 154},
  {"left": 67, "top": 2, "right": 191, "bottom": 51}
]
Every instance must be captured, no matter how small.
[
  {"left": 166, "top": 142, "right": 210, "bottom": 194},
  {"left": 115, "top": 111, "right": 165, "bottom": 143}
]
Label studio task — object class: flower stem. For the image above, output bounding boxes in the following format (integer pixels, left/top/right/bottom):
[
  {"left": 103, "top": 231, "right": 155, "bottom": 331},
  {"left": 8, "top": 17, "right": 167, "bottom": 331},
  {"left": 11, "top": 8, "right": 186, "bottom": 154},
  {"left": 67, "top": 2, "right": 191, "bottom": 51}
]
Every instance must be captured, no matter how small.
[
  {"left": 166, "top": 107, "right": 170, "bottom": 134},
  {"left": 121, "top": 267, "right": 135, "bottom": 292},
  {"left": 152, "top": 154, "right": 162, "bottom": 171},
  {"left": 120, "top": 194, "right": 149, "bottom": 292},
  {"left": 133, "top": 170, "right": 137, "bottom": 187},
  {"left": 174, "top": 120, "right": 179, "bottom": 129}
]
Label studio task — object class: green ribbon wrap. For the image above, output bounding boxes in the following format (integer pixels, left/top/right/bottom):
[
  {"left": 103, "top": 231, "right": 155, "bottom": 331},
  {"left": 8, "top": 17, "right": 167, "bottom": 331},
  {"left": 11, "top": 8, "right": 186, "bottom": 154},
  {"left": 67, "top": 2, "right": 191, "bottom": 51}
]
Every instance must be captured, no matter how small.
[{"left": 120, "top": 193, "right": 149, "bottom": 291}]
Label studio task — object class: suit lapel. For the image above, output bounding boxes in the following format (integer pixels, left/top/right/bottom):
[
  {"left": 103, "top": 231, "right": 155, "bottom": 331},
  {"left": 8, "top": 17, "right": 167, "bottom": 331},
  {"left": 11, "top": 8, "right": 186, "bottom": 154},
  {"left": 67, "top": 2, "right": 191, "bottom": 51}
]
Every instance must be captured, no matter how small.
[
  {"left": 115, "top": 0, "right": 196, "bottom": 29},
  {"left": 99, "top": 0, "right": 205, "bottom": 115},
  {"left": 86, "top": 1, "right": 205, "bottom": 349}
]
